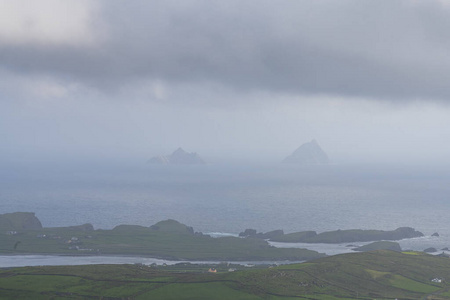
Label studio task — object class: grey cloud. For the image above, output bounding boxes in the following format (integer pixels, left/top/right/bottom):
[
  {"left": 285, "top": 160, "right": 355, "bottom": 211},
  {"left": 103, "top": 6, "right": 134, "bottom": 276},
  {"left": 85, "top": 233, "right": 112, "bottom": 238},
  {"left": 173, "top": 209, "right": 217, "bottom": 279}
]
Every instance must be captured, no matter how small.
[{"left": 2, "top": 0, "right": 450, "bottom": 102}]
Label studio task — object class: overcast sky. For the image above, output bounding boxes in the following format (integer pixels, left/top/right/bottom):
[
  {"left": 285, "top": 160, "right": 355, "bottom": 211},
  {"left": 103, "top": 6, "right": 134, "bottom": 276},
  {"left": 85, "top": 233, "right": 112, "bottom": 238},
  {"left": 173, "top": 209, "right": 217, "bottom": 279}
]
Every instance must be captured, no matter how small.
[{"left": 2, "top": 0, "right": 450, "bottom": 165}]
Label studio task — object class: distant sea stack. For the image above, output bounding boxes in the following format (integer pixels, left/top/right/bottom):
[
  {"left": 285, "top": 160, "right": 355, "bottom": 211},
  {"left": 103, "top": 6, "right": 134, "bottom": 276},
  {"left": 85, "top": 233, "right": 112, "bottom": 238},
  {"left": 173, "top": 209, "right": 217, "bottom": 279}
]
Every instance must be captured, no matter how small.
[
  {"left": 148, "top": 148, "right": 205, "bottom": 165},
  {"left": 283, "top": 140, "right": 330, "bottom": 165}
]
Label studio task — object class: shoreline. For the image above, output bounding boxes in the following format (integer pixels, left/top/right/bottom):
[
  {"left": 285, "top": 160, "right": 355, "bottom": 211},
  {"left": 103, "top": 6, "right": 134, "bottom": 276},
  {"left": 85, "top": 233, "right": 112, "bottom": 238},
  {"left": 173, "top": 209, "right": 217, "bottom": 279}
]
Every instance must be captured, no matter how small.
[{"left": 0, "top": 254, "right": 304, "bottom": 268}]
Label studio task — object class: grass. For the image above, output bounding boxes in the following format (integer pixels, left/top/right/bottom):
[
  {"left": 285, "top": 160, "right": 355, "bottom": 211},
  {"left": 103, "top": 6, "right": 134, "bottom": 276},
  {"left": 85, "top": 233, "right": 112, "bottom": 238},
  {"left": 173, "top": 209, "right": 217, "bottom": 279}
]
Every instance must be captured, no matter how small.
[
  {"left": 2, "top": 251, "right": 450, "bottom": 299},
  {"left": 365, "top": 269, "right": 390, "bottom": 279},
  {"left": 402, "top": 251, "right": 423, "bottom": 255},
  {"left": 352, "top": 241, "right": 401, "bottom": 252},
  {"left": 389, "top": 274, "right": 439, "bottom": 293},
  {"left": 137, "top": 282, "right": 263, "bottom": 300}
]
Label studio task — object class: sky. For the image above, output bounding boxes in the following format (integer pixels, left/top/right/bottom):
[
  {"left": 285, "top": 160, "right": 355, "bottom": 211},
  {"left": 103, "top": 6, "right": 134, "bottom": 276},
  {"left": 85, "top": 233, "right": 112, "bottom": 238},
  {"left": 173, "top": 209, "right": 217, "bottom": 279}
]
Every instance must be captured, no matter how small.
[{"left": 1, "top": 0, "right": 450, "bottom": 165}]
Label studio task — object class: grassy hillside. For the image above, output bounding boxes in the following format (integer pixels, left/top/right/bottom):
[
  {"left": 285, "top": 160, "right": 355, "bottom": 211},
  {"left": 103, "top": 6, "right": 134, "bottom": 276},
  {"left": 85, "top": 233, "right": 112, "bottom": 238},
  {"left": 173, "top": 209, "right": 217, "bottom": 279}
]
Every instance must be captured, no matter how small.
[
  {"left": 1, "top": 250, "right": 450, "bottom": 299},
  {"left": 352, "top": 241, "right": 402, "bottom": 252}
]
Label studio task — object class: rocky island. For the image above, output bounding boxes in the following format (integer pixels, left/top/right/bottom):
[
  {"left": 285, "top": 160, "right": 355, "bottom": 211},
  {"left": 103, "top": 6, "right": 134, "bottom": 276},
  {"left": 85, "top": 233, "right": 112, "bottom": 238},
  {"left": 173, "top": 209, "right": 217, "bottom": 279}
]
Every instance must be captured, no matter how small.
[
  {"left": 148, "top": 147, "right": 205, "bottom": 165},
  {"left": 283, "top": 139, "right": 330, "bottom": 165},
  {"left": 240, "top": 226, "right": 424, "bottom": 243}
]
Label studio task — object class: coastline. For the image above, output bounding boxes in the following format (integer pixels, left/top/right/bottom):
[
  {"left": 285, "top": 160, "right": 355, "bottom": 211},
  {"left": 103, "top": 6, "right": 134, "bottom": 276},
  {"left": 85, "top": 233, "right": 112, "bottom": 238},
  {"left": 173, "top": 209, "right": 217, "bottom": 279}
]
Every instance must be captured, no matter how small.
[{"left": 0, "top": 254, "right": 304, "bottom": 268}]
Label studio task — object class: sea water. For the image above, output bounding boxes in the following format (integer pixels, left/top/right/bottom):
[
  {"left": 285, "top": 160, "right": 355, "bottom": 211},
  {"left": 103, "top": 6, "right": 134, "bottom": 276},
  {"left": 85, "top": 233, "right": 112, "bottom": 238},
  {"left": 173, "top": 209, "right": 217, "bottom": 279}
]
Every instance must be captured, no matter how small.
[{"left": 1, "top": 162, "right": 450, "bottom": 265}]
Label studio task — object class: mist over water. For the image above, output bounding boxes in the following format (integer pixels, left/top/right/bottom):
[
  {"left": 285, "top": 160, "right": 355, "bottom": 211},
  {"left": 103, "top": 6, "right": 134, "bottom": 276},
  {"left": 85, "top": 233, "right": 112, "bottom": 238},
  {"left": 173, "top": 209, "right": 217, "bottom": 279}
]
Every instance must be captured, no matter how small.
[{"left": 1, "top": 162, "right": 449, "bottom": 243}]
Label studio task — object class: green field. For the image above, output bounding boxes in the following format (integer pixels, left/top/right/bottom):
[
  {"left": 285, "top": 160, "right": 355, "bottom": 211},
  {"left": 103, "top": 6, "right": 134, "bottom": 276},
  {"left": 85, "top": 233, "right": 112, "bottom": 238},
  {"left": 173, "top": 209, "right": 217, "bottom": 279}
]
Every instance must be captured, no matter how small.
[{"left": 1, "top": 250, "right": 450, "bottom": 299}]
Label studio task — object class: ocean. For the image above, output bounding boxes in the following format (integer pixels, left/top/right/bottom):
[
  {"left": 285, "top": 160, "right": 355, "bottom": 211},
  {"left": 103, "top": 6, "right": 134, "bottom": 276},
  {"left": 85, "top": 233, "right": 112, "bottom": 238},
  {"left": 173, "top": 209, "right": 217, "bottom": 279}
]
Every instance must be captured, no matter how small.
[{"left": 1, "top": 162, "right": 450, "bottom": 265}]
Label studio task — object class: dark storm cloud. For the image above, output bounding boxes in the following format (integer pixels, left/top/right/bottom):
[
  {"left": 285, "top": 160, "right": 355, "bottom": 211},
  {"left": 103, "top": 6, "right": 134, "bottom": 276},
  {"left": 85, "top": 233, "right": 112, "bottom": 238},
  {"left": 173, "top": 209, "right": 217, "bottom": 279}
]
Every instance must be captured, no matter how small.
[{"left": 2, "top": 0, "right": 450, "bottom": 101}]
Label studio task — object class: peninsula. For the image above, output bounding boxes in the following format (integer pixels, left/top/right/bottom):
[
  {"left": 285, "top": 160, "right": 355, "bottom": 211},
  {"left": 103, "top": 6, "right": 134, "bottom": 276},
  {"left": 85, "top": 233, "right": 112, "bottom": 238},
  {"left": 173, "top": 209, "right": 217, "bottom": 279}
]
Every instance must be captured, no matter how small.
[
  {"left": 0, "top": 213, "right": 322, "bottom": 261},
  {"left": 254, "top": 226, "right": 425, "bottom": 243},
  {"left": 0, "top": 212, "right": 425, "bottom": 261}
]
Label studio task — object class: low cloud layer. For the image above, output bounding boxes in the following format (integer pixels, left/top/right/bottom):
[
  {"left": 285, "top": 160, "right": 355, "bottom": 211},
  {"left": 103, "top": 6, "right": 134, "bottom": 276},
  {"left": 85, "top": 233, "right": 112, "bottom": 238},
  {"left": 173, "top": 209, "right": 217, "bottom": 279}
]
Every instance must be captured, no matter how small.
[
  {"left": 2, "top": 1, "right": 450, "bottom": 164},
  {"left": 2, "top": 0, "right": 450, "bottom": 103}
]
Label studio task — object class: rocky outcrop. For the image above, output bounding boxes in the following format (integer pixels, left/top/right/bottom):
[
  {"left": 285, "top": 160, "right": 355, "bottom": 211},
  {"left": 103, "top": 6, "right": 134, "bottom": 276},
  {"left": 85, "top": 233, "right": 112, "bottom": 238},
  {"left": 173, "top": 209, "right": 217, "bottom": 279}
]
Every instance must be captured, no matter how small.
[
  {"left": 270, "top": 227, "right": 424, "bottom": 244},
  {"left": 424, "top": 247, "right": 438, "bottom": 253},
  {"left": 353, "top": 241, "right": 402, "bottom": 252},
  {"left": 239, "top": 229, "right": 284, "bottom": 239},
  {"left": 148, "top": 148, "right": 205, "bottom": 165},
  {"left": 150, "top": 219, "right": 195, "bottom": 235},
  {"left": 239, "top": 229, "right": 257, "bottom": 237},
  {"left": 0, "top": 212, "right": 43, "bottom": 231},
  {"left": 283, "top": 140, "right": 330, "bottom": 165},
  {"left": 270, "top": 231, "right": 317, "bottom": 243}
]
